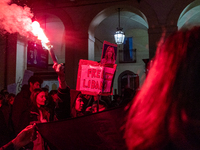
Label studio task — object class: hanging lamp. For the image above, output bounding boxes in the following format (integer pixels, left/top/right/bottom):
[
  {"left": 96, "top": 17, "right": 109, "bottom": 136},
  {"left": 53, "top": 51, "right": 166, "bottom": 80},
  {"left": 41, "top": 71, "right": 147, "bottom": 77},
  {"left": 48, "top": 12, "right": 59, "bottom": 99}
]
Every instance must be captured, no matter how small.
[{"left": 114, "top": 8, "right": 125, "bottom": 44}]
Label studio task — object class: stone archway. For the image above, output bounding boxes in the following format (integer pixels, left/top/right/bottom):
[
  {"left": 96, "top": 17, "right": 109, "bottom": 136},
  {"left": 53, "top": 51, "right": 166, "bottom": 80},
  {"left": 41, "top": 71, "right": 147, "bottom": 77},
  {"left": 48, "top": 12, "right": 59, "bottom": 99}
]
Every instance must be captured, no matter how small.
[
  {"left": 177, "top": 1, "right": 200, "bottom": 30},
  {"left": 33, "top": 13, "right": 66, "bottom": 64},
  {"left": 32, "top": 7, "right": 76, "bottom": 88},
  {"left": 88, "top": 5, "right": 149, "bottom": 61}
]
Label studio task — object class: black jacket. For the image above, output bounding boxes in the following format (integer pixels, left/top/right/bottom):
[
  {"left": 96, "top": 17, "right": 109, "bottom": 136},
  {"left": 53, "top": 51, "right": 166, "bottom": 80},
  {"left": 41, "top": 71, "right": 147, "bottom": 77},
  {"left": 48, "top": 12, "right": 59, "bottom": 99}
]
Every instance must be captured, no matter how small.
[
  {"left": 12, "top": 84, "right": 31, "bottom": 135},
  {"left": 12, "top": 85, "right": 71, "bottom": 135}
]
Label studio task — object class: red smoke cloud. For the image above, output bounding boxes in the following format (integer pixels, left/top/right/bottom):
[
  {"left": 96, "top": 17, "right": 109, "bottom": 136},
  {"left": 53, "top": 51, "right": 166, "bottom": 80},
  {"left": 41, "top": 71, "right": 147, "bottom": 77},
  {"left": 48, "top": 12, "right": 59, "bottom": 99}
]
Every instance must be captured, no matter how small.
[{"left": 0, "top": 0, "right": 33, "bottom": 37}]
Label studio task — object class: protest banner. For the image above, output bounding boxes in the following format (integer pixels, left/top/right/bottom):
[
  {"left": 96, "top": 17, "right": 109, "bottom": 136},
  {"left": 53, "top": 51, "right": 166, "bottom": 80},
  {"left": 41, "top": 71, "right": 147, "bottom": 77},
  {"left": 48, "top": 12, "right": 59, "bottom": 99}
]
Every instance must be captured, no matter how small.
[
  {"left": 76, "top": 59, "right": 116, "bottom": 96},
  {"left": 101, "top": 41, "right": 117, "bottom": 65}
]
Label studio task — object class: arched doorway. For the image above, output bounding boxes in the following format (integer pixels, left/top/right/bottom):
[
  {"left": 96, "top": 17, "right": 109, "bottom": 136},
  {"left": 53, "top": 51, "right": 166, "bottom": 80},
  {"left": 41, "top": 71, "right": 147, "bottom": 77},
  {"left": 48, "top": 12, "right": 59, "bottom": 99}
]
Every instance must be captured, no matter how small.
[
  {"left": 118, "top": 70, "right": 139, "bottom": 97},
  {"left": 34, "top": 13, "right": 66, "bottom": 64},
  {"left": 15, "top": 13, "right": 66, "bottom": 93}
]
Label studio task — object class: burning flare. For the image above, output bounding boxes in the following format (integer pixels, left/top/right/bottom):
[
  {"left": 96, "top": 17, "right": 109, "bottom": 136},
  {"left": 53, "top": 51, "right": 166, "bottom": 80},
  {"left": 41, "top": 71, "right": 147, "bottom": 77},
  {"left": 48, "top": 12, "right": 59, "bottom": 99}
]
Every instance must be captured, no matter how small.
[
  {"left": 31, "top": 21, "right": 52, "bottom": 50},
  {"left": 31, "top": 21, "right": 58, "bottom": 63}
]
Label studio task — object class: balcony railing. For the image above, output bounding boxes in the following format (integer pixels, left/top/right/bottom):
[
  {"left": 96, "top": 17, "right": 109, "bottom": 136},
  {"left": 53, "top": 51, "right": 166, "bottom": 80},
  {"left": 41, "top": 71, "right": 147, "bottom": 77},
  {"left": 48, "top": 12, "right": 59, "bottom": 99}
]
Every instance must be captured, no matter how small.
[{"left": 119, "top": 49, "right": 136, "bottom": 63}]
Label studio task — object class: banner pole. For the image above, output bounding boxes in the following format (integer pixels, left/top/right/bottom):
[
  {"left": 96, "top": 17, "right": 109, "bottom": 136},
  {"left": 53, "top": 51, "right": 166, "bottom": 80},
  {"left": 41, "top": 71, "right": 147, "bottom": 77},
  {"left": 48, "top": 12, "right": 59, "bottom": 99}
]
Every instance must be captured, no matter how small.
[{"left": 97, "top": 95, "right": 100, "bottom": 112}]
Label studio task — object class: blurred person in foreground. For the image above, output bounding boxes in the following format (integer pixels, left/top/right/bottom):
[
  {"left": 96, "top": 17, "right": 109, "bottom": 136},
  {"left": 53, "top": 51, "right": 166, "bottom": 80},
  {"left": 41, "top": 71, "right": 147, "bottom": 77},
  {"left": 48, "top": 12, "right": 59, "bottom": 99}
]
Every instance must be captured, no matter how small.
[{"left": 125, "top": 26, "right": 200, "bottom": 150}]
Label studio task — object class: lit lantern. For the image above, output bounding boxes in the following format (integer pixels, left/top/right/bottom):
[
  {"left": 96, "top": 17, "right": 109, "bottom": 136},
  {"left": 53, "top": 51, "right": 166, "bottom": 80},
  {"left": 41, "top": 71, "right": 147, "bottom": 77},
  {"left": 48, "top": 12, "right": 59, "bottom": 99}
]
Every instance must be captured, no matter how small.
[
  {"left": 114, "top": 30, "right": 125, "bottom": 45},
  {"left": 114, "top": 8, "right": 125, "bottom": 45}
]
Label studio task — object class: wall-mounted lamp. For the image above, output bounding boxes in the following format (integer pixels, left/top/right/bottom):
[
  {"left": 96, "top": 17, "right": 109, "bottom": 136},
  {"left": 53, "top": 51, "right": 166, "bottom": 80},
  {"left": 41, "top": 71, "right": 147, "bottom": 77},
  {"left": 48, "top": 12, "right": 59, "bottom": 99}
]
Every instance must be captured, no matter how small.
[{"left": 114, "top": 8, "right": 125, "bottom": 45}]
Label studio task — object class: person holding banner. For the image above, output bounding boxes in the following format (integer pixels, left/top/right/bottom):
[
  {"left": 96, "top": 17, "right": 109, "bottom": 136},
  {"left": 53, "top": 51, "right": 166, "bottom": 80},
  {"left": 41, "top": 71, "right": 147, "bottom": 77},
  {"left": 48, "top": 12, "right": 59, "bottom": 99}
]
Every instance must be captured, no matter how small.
[{"left": 101, "top": 46, "right": 116, "bottom": 65}]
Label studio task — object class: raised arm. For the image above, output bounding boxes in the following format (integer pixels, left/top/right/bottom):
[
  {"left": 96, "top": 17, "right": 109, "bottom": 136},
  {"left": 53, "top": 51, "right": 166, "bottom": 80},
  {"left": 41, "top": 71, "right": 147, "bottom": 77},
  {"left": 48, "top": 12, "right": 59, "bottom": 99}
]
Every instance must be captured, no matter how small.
[
  {"left": 52, "top": 63, "right": 67, "bottom": 89},
  {"left": 52, "top": 63, "right": 71, "bottom": 119}
]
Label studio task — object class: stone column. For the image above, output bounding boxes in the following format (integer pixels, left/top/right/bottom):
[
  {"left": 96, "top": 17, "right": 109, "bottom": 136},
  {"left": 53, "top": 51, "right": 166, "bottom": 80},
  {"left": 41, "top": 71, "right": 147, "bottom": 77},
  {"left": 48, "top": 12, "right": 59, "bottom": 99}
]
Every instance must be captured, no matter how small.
[
  {"left": 0, "top": 33, "right": 18, "bottom": 91},
  {"left": 65, "top": 31, "right": 88, "bottom": 89}
]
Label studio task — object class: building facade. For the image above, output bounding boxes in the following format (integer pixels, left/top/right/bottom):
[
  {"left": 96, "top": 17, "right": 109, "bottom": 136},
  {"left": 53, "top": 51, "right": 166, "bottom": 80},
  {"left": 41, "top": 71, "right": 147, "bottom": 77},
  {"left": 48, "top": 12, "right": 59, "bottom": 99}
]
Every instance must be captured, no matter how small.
[{"left": 0, "top": 0, "right": 198, "bottom": 95}]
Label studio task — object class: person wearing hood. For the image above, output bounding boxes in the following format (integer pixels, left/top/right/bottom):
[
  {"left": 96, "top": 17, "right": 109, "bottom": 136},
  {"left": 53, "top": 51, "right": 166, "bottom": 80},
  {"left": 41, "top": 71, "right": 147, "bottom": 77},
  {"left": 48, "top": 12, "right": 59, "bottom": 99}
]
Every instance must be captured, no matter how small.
[{"left": 70, "top": 90, "right": 87, "bottom": 118}]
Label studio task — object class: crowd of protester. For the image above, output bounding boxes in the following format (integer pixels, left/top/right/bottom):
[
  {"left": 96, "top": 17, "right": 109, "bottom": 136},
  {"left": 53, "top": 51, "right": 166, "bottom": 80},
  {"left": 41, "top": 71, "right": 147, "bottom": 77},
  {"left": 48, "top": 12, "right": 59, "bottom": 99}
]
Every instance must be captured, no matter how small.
[
  {"left": 0, "top": 61, "right": 134, "bottom": 149},
  {"left": 0, "top": 63, "right": 70, "bottom": 149}
]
